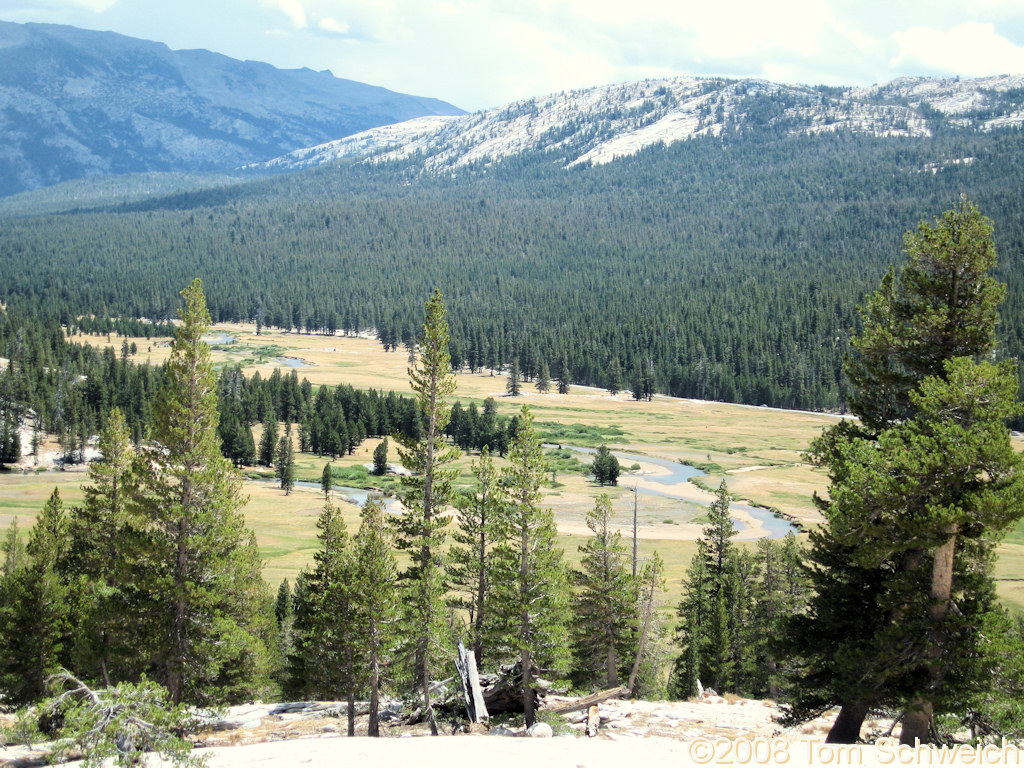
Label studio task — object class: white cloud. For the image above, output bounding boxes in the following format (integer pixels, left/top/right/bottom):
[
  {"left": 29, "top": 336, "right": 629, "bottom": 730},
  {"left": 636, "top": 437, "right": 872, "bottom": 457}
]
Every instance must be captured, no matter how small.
[
  {"left": 317, "top": 16, "right": 348, "bottom": 35},
  {"left": 892, "top": 21, "right": 1024, "bottom": 76},
  {"left": 275, "top": 0, "right": 308, "bottom": 29}
]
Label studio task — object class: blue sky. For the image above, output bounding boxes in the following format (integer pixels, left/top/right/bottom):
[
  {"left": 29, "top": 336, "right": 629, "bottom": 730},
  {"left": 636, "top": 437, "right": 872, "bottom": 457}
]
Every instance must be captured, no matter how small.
[{"left": 2, "top": 0, "right": 1024, "bottom": 111}]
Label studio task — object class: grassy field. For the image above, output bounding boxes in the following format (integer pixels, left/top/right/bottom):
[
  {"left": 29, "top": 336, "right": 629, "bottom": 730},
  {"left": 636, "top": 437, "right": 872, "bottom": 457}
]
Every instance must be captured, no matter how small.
[{"left": 3, "top": 321, "right": 1019, "bottom": 610}]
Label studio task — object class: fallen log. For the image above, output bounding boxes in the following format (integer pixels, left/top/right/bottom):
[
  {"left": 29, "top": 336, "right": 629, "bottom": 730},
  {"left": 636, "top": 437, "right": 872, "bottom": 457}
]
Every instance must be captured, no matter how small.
[{"left": 541, "top": 686, "right": 630, "bottom": 715}]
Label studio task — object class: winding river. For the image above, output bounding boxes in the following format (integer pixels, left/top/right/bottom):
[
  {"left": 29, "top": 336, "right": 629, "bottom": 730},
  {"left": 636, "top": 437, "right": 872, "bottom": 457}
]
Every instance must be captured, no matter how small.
[
  {"left": 259, "top": 448, "right": 798, "bottom": 540},
  {"left": 556, "top": 445, "right": 798, "bottom": 538}
]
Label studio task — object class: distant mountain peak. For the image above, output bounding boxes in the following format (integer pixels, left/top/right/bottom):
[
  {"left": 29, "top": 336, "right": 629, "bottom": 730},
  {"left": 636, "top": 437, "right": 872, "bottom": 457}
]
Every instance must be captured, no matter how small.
[
  {"left": 254, "top": 73, "right": 1024, "bottom": 176},
  {"left": 0, "top": 20, "right": 464, "bottom": 196}
]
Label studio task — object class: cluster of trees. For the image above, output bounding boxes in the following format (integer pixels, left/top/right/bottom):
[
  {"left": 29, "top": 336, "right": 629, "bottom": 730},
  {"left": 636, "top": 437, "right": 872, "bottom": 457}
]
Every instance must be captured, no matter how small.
[
  {"left": 670, "top": 481, "right": 808, "bottom": 699},
  {"left": 445, "top": 398, "right": 514, "bottom": 455},
  {"left": 0, "top": 281, "right": 275, "bottom": 708},
  {"left": 0, "top": 306, "right": 165, "bottom": 464},
  {"left": 283, "top": 291, "right": 666, "bottom": 732},
  {"left": 590, "top": 445, "right": 620, "bottom": 486},
  {"left": 219, "top": 365, "right": 420, "bottom": 467},
  {"left": 0, "top": 294, "right": 422, "bottom": 474},
  {"left": 4, "top": 124, "right": 1024, "bottom": 414}
]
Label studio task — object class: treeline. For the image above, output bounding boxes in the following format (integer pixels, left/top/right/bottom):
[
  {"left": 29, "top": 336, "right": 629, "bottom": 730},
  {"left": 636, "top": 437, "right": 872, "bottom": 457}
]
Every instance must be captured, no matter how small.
[
  {"left": 0, "top": 303, "right": 422, "bottom": 470},
  {"left": 0, "top": 305, "right": 165, "bottom": 459},
  {"left": 3, "top": 125, "right": 1024, "bottom": 410},
  {"left": 218, "top": 364, "right": 420, "bottom": 468}
]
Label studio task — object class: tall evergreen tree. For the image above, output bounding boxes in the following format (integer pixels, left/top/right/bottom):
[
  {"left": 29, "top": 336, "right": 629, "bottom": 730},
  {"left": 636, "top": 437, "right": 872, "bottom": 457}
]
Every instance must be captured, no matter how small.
[
  {"left": 556, "top": 353, "right": 571, "bottom": 395},
  {"left": 536, "top": 361, "right": 551, "bottom": 394},
  {"left": 0, "top": 489, "right": 70, "bottom": 705},
  {"left": 488, "top": 405, "right": 570, "bottom": 726},
  {"left": 506, "top": 358, "right": 522, "bottom": 397},
  {"left": 320, "top": 462, "right": 333, "bottom": 499},
  {"left": 350, "top": 497, "right": 400, "bottom": 736},
  {"left": 372, "top": 438, "right": 389, "bottom": 476},
  {"left": 286, "top": 496, "right": 359, "bottom": 730},
  {"left": 701, "top": 480, "right": 737, "bottom": 585},
  {"left": 605, "top": 358, "right": 623, "bottom": 396},
  {"left": 65, "top": 408, "right": 140, "bottom": 686},
  {"left": 448, "top": 447, "right": 504, "bottom": 667},
  {"left": 393, "top": 289, "right": 460, "bottom": 735},
  {"left": 590, "top": 444, "right": 620, "bottom": 486},
  {"left": 571, "top": 494, "right": 638, "bottom": 689},
  {"left": 141, "top": 279, "right": 270, "bottom": 705},
  {"left": 796, "top": 199, "right": 1024, "bottom": 743},
  {"left": 257, "top": 419, "right": 277, "bottom": 468},
  {"left": 275, "top": 434, "right": 295, "bottom": 495}
]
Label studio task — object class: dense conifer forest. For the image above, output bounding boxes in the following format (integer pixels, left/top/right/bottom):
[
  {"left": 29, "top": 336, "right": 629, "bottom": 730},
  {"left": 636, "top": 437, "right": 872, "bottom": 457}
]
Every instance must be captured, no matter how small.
[{"left": 2, "top": 123, "right": 1024, "bottom": 411}]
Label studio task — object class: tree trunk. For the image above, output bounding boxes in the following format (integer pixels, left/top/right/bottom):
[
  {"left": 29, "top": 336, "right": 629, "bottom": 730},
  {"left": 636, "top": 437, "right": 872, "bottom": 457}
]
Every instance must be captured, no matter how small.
[
  {"left": 900, "top": 701, "right": 933, "bottom": 746},
  {"left": 522, "top": 648, "right": 535, "bottom": 727},
  {"left": 368, "top": 655, "right": 380, "bottom": 737},
  {"left": 347, "top": 690, "right": 355, "bottom": 737},
  {"left": 826, "top": 702, "right": 868, "bottom": 743},
  {"left": 456, "top": 639, "right": 489, "bottom": 724},
  {"left": 899, "top": 526, "right": 957, "bottom": 746},
  {"left": 423, "top": 654, "right": 438, "bottom": 735}
]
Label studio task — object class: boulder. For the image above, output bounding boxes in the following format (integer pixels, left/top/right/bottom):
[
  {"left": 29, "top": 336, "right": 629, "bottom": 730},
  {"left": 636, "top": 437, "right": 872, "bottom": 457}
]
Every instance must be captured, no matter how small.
[{"left": 527, "top": 722, "right": 553, "bottom": 738}]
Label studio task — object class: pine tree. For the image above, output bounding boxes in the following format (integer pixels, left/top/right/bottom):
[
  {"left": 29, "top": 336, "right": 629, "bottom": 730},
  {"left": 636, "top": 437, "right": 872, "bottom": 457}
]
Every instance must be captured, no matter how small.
[
  {"left": 605, "top": 358, "right": 623, "bottom": 395},
  {"left": 669, "top": 551, "right": 709, "bottom": 699},
  {"left": 796, "top": 199, "right": 1024, "bottom": 744},
  {"left": 275, "top": 579, "right": 291, "bottom": 625},
  {"left": 275, "top": 434, "right": 295, "bottom": 494},
  {"left": 556, "top": 353, "right": 571, "bottom": 395},
  {"left": 506, "top": 358, "right": 522, "bottom": 397},
  {"left": 286, "top": 497, "right": 353, "bottom": 704},
  {"left": 393, "top": 289, "right": 460, "bottom": 735},
  {"left": 141, "top": 279, "right": 269, "bottom": 705},
  {"left": 258, "top": 419, "right": 277, "bottom": 467},
  {"left": 320, "top": 462, "right": 332, "bottom": 499},
  {"left": 671, "top": 480, "right": 740, "bottom": 697},
  {"left": 448, "top": 447, "right": 504, "bottom": 667},
  {"left": 372, "top": 438, "right": 389, "bottom": 476},
  {"left": 65, "top": 408, "right": 140, "bottom": 686},
  {"left": 488, "top": 405, "right": 570, "bottom": 726},
  {"left": 701, "top": 480, "right": 737, "bottom": 584},
  {"left": 571, "top": 494, "right": 638, "bottom": 689},
  {"left": 350, "top": 497, "right": 400, "bottom": 736},
  {"left": 536, "top": 361, "right": 551, "bottom": 394},
  {"left": 590, "top": 444, "right": 620, "bottom": 486},
  {"left": 0, "top": 489, "right": 70, "bottom": 705},
  {"left": 2, "top": 517, "right": 25, "bottom": 577}
]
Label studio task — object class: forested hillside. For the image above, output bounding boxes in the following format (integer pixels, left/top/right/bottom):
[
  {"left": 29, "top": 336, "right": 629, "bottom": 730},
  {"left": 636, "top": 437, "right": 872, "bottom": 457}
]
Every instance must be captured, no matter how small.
[{"left": 2, "top": 120, "right": 1024, "bottom": 411}]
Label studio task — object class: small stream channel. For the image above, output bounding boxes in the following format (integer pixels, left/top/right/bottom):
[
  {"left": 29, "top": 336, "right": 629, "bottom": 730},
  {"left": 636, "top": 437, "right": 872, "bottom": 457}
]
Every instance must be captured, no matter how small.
[
  {"left": 556, "top": 445, "right": 798, "bottom": 538},
  {"left": 254, "top": 479, "right": 403, "bottom": 513},
  {"left": 256, "top": 451, "right": 798, "bottom": 539}
]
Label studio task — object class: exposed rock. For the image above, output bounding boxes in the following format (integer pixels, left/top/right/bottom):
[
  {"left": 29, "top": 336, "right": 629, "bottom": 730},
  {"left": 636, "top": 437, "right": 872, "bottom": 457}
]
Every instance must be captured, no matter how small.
[{"left": 526, "top": 722, "right": 553, "bottom": 738}]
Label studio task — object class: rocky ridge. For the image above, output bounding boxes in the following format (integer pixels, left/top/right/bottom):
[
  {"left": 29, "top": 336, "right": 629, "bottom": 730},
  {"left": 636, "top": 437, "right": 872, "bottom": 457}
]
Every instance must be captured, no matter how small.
[{"left": 257, "top": 74, "right": 1024, "bottom": 175}]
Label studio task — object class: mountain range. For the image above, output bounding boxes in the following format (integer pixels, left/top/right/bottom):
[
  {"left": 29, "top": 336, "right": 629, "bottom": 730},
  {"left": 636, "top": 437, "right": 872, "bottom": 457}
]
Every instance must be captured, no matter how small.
[
  {"left": 0, "top": 21, "right": 463, "bottom": 196},
  {"left": 254, "top": 73, "right": 1024, "bottom": 175},
  {"left": 4, "top": 20, "right": 1024, "bottom": 200}
]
